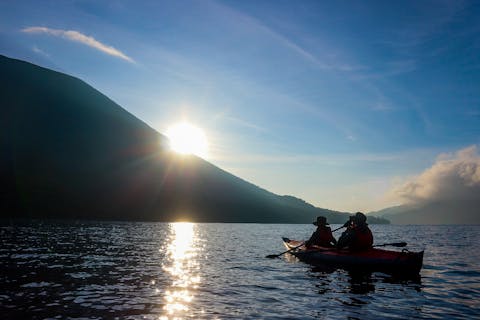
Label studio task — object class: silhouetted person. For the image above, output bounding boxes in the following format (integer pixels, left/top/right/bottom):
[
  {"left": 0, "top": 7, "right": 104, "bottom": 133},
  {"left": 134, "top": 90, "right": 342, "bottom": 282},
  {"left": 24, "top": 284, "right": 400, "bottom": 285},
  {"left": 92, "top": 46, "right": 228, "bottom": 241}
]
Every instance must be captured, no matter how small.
[
  {"left": 305, "top": 216, "right": 337, "bottom": 248},
  {"left": 337, "top": 212, "right": 373, "bottom": 251}
]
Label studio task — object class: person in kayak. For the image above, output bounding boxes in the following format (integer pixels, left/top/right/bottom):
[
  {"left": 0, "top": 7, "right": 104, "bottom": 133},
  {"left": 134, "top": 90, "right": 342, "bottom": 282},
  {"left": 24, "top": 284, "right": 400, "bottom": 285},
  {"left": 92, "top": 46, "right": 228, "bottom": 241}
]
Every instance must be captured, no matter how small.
[
  {"left": 337, "top": 212, "right": 373, "bottom": 251},
  {"left": 305, "top": 216, "right": 337, "bottom": 248}
]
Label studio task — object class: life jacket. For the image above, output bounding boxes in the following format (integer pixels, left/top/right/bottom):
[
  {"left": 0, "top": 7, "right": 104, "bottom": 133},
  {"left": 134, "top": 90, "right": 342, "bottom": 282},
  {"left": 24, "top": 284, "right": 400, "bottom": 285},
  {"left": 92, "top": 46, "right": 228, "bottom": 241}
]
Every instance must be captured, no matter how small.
[
  {"left": 317, "top": 226, "right": 335, "bottom": 246},
  {"left": 307, "top": 226, "right": 335, "bottom": 247},
  {"left": 351, "top": 225, "right": 373, "bottom": 250}
]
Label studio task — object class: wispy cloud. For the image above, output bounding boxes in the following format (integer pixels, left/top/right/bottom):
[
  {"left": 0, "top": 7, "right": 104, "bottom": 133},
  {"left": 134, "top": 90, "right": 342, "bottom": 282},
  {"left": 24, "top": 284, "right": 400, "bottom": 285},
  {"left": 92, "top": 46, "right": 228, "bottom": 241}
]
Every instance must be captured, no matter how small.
[
  {"left": 214, "top": 150, "right": 404, "bottom": 166},
  {"left": 223, "top": 115, "right": 268, "bottom": 133},
  {"left": 209, "top": 0, "right": 362, "bottom": 72},
  {"left": 351, "top": 59, "right": 417, "bottom": 81},
  {"left": 21, "top": 27, "right": 134, "bottom": 63},
  {"left": 371, "top": 102, "right": 394, "bottom": 112},
  {"left": 32, "top": 45, "right": 49, "bottom": 57}
]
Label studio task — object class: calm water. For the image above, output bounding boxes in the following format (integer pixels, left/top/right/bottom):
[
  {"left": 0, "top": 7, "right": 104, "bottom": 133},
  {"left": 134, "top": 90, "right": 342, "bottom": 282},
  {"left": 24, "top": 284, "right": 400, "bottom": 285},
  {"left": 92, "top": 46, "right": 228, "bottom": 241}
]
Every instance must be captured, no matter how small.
[{"left": 1, "top": 222, "right": 479, "bottom": 319}]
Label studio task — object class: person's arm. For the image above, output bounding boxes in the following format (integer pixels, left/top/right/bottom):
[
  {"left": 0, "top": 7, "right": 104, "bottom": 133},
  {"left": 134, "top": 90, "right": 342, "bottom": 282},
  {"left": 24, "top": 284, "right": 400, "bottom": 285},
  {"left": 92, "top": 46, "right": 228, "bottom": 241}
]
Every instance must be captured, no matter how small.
[
  {"left": 327, "top": 228, "right": 337, "bottom": 245},
  {"left": 330, "top": 232, "right": 337, "bottom": 245},
  {"left": 337, "top": 230, "right": 352, "bottom": 249},
  {"left": 343, "top": 216, "right": 354, "bottom": 228}
]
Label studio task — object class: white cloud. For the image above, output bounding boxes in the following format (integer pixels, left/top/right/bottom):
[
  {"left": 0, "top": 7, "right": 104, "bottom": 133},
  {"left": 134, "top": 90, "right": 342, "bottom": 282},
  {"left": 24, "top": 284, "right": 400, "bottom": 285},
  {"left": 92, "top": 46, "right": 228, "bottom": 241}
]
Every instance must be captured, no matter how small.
[
  {"left": 22, "top": 27, "right": 134, "bottom": 63},
  {"left": 394, "top": 145, "right": 480, "bottom": 204}
]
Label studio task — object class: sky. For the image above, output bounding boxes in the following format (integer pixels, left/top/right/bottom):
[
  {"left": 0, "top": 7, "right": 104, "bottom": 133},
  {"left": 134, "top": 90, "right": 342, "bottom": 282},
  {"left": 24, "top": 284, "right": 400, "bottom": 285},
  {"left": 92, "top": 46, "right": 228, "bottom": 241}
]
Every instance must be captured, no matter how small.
[{"left": 1, "top": 0, "right": 479, "bottom": 213}]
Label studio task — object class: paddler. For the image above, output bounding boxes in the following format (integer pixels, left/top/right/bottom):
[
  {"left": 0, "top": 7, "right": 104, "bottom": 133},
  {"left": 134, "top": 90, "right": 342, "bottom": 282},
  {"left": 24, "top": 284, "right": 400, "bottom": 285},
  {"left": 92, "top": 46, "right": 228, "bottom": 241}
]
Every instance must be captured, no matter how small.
[
  {"left": 305, "top": 216, "right": 337, "bottom": 248},
  {"left": 337, "top": 212, "right": 373, "bottom": 251}
]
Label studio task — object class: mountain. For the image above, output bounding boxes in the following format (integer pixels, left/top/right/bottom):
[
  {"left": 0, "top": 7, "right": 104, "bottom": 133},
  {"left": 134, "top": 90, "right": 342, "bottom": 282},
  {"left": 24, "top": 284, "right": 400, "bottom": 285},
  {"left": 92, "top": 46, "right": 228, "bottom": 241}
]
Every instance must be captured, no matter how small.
[
  {"left": 369, "top": 202, "right": 479, "bottom": 225},
  {"left": 0, "top": 55, "right": 388, "bottom": 224},
  {"left": 368, "top": 205, "right": 406, "bottom": 218}
]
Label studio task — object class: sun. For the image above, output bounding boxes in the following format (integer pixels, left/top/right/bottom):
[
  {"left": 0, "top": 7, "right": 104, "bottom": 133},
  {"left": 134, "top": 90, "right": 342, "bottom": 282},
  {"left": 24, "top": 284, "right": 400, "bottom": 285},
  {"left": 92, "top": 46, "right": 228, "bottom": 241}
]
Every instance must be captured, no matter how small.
[{"left": 166, "top": 122, "right": 208, "bottom": 158}]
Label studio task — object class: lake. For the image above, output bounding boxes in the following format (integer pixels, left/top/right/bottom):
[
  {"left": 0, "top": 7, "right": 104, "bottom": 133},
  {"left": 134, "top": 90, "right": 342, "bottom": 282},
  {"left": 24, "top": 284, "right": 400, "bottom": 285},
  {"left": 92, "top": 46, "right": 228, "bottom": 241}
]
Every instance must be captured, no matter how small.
[{"left": 1, "top": 221, "right": 479, "bottom": 319}]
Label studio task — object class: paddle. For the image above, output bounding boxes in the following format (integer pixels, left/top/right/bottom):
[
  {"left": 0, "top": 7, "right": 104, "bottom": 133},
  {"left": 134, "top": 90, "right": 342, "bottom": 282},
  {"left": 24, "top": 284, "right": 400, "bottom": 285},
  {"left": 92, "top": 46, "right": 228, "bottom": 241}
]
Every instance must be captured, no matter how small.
[
  {"left": 266, "top": 242, "right": 304, "bottom": 259},
  {"left": 373, "top": 242, "right": 407, "bottom": 248},
  {"left": 314, "top": 241, "right": 408, "bottom": 253}
]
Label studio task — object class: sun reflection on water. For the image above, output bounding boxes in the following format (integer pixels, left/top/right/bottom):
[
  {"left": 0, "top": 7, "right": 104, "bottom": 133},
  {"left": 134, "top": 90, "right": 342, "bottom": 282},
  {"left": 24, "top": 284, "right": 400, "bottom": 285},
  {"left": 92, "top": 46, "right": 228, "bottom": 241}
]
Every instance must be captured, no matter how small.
[{"left": 160, "top": 222, "right": 201, "bottom": 319}]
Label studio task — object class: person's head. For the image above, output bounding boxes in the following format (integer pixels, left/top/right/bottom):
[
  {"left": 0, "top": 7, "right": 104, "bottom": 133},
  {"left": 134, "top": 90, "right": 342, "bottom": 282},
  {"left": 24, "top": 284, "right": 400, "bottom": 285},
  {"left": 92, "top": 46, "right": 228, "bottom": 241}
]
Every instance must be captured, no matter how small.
[
  {"left": 313, "top": 216, "right": 329, "bottom": 227},
  {"left": 353, "top": 212, "right": 367, "bottom": 225}
]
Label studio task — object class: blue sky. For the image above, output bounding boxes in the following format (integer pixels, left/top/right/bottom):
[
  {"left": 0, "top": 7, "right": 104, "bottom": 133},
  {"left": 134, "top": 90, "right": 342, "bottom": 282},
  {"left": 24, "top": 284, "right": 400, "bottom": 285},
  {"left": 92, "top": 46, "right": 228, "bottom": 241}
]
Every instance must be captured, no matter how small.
[{"left": 1, "top": 0, "right": 479, "bottom": 212}]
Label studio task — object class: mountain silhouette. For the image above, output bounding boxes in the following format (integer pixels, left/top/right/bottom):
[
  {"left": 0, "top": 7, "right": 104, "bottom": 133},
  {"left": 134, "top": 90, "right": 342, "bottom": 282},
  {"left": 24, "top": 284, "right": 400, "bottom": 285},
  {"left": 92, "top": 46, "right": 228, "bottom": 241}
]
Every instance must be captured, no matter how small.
[
  {"left": 369, "top": 202, "right": 479, "bottom": 225},
  {"left": 0, "top": 55, "right": 388, "bottom": 224}
]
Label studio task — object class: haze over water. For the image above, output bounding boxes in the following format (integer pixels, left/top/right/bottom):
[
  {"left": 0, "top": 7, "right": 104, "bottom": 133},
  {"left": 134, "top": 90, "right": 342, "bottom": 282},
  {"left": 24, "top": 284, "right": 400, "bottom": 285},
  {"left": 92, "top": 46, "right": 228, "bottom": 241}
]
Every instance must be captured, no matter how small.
[{"left": 1, "top": 221, "right": 479, "bottom": 319}]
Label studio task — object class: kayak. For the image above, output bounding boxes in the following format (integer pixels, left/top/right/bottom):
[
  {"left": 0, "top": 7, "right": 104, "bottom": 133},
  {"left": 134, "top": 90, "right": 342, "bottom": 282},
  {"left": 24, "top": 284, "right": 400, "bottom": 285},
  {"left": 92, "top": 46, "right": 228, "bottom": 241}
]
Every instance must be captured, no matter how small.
[{"left": 282, "top": 237, "right": 424, "bottom": 275}]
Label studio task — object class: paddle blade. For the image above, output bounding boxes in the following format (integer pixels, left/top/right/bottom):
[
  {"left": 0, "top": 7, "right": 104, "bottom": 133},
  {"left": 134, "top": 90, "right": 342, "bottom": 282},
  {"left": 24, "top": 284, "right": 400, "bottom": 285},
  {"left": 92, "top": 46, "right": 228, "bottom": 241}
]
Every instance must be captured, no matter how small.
[
  {"left": 391, "top": 242, "right": 407, "bottom": 247},
  {"left": 267, "top": 241, "right": 304, "bottom": 259}
]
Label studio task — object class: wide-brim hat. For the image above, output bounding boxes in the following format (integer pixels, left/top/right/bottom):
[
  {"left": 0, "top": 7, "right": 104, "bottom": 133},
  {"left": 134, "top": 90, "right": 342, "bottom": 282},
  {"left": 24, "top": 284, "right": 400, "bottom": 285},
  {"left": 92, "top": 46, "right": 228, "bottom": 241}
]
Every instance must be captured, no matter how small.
[
  {"left": 313, "top": 216, "right": 329, "bottom": 226},
  {"left": 354, "top": 212, "right": 367, "bottom": 224}
]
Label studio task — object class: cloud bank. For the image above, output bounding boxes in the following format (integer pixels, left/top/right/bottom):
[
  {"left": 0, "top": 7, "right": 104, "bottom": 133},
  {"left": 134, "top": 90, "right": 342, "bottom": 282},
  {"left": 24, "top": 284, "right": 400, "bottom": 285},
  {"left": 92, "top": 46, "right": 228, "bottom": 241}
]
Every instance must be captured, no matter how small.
[
  {"left": 22, "top": 27, "right": 134, "bottom": 63},
  {"left": 395, "top": 145, "right": 480, "bottom": 205}
]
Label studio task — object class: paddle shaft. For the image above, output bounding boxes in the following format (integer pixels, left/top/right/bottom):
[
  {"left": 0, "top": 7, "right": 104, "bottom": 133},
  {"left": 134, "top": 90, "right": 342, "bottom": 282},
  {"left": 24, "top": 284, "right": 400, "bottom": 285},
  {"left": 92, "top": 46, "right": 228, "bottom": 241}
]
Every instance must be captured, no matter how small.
[
  {"left": 373, "top": 241, "right": 407, "bottom": 247},
  {"left": 332, "top": 226, "right": 345, "bottom": 232},
  {"left": 267, "top": 232, "right": 405, "bottom": 258}
]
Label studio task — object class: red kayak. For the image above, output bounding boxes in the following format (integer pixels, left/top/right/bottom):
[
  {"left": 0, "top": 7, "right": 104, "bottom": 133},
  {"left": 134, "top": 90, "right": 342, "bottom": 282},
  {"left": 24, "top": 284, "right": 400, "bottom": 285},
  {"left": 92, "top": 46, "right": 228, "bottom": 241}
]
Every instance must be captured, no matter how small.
[{"left": 282, "top": 237, "right": 424, "bottom": 275}]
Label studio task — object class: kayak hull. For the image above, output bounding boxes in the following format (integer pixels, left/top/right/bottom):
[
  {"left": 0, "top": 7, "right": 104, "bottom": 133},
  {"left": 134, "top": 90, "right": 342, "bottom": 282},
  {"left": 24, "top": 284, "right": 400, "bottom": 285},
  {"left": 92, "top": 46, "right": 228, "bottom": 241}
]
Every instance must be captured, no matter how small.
[{"left": 282, "top": 238, "right": 424, "bottom": 275}]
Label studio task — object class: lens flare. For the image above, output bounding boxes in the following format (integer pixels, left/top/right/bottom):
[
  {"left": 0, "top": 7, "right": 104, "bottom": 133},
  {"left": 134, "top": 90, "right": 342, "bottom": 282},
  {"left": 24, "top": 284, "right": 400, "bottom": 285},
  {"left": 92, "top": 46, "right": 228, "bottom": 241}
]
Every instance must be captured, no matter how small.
[{"left": 166, "top": 122, "right": 208, "bottom": 158}]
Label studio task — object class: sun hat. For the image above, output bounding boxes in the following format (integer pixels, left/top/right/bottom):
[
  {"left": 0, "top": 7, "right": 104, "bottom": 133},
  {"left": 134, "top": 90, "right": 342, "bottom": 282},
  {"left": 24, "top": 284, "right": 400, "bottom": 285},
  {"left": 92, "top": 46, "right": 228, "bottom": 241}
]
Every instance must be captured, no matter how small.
[{"left": 313, "top": 216, "right": 329, "bottom": 226}]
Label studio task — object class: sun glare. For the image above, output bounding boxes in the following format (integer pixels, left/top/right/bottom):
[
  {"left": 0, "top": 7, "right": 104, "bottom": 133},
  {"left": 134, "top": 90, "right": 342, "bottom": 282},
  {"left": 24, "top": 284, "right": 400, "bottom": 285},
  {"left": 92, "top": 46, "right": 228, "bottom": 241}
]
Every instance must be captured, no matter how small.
[
  {"left": 166, "top": 122, "right": 208, "bottom": 158},
  {"left": 161, "top": 222, "right": 201, "bottom": 318}
]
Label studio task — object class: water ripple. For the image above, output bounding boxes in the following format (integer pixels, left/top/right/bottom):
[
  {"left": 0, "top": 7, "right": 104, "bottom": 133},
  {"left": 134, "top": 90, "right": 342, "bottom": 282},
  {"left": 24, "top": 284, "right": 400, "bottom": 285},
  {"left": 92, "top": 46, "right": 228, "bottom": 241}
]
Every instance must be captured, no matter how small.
[{"left": 1, "top": 222, "right": 479, "bottom": 319}]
